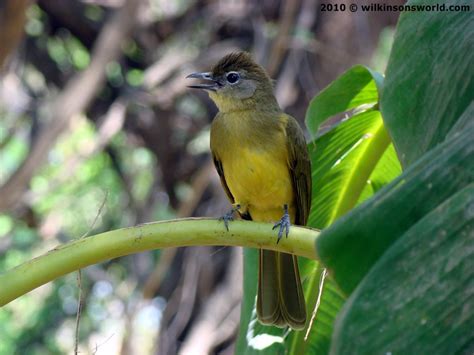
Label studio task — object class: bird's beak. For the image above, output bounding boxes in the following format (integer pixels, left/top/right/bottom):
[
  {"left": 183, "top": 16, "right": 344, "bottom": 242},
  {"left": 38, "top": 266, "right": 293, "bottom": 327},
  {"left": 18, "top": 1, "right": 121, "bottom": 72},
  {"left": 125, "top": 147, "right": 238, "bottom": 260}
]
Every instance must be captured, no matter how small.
[{"left": 186, "top": 72, "right": 219, "bottom": 91}]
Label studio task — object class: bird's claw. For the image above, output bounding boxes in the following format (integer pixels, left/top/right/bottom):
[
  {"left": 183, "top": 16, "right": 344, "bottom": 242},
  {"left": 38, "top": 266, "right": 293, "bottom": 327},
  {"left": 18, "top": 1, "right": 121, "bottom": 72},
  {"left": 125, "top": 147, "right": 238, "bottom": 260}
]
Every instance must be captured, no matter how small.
[
  {"left": 219, "top": 211, "right": 234, "bottom": 231},
  {"left": 273, "top": 207, "right": 291, "bottom": 244},
  {"left": 219, "top": 204, "right": 240, "bottom": 231}
]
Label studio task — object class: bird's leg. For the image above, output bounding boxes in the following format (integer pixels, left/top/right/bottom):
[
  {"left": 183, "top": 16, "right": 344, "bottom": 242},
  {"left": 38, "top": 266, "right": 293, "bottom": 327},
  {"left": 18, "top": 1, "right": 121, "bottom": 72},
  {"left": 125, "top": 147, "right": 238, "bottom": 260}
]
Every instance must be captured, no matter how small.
[
  {"left": 273, "top": 204, "right": 291, "bottom": 243},
  {"left": 219, "top": 203, "right": 241, "bottom": 231}
]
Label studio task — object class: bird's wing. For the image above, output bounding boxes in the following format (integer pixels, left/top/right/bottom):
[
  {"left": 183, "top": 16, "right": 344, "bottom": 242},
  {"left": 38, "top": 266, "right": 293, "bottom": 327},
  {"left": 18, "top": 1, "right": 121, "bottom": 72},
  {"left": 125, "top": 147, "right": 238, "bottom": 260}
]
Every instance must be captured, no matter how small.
[
  {"left": 212, "top": 154, "right": 235, "bottom": 204},
  {"left": 284, "top": 115, "right": 312, "bottom": 226}
]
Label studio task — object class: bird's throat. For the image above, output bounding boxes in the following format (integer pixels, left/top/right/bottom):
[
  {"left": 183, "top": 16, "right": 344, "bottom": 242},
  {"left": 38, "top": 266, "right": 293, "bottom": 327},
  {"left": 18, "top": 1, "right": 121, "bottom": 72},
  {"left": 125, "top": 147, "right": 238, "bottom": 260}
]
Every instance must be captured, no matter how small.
[{"left": 208, "top": 91, "right": 279, "bottom": 114}]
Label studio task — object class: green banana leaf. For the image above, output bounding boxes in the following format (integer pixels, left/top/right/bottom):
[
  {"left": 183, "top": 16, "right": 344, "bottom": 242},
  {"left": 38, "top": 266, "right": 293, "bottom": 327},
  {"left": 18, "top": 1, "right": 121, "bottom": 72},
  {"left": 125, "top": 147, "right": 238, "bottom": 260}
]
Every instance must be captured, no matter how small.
[
  {"left": 381, "top": 0, "right": 473, "bottom": 167},
  {"left": 315, "top": 1, "right": 474, "bottom": 353}
]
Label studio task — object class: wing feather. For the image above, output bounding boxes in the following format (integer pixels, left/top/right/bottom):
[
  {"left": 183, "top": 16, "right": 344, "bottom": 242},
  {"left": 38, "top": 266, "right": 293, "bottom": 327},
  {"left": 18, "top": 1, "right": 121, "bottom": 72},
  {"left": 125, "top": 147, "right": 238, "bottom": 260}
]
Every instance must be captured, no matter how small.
[
  {"left": 212, "top": 155, "right": 235, "bottom": 204},
  {"left": 284, "top": 115, "right": 312, "bottom": 226}
]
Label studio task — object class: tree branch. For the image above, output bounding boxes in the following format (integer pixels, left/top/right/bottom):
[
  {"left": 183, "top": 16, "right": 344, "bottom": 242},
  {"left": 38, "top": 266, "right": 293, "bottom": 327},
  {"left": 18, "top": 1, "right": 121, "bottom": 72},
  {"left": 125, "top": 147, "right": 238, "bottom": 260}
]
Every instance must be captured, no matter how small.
[
  {"left": 0, "top": 218, "right": 319, "bottom": 306},
  {"left": 0, "top": 0, "right": 29, "bottom": 70}
]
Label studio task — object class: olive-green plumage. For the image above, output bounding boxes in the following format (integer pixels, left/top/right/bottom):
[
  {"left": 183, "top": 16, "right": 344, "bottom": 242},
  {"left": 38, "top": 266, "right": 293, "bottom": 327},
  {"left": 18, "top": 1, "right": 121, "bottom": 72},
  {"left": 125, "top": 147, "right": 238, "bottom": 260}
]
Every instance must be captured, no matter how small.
[{"left": 187, "top": 52, "right": 311, "bottom": 330}]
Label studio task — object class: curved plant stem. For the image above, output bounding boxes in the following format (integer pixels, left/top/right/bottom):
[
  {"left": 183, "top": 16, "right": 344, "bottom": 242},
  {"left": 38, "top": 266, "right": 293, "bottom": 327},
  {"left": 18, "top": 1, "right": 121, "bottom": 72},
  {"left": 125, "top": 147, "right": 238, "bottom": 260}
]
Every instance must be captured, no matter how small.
[{"left": 0, "top": 217, "right": 319, "bottom": 307}]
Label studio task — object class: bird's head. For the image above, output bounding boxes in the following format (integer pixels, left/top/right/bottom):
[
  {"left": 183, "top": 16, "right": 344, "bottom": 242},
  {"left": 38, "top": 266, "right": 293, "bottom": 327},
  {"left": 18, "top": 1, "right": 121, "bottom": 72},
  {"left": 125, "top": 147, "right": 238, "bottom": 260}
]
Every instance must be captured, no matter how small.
[{"left": 187, "top": 52, "right": 278, "bottom": 112}]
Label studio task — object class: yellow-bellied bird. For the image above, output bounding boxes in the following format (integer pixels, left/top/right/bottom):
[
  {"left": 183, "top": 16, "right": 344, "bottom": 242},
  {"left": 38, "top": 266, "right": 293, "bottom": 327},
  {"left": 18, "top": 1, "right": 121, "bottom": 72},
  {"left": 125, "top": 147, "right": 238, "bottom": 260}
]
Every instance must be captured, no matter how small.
[{"left": 187, "top": 52, "right": 311, "bottom": 330}]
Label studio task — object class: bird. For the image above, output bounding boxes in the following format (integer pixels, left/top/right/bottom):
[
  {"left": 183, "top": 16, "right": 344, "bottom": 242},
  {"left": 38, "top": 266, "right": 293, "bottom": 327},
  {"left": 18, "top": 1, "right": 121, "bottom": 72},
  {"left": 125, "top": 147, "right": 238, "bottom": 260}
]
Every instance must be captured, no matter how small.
[{"left": 186, "top": 52, "right": 311, "bottom": 330}]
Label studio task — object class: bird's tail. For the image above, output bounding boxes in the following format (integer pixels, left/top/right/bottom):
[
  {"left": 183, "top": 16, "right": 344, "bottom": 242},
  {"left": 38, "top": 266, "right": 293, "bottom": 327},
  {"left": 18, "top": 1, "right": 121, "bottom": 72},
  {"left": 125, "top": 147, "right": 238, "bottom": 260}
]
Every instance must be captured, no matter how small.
[{"left": 257, "top": 249, "right": 306, "bottom": 330}]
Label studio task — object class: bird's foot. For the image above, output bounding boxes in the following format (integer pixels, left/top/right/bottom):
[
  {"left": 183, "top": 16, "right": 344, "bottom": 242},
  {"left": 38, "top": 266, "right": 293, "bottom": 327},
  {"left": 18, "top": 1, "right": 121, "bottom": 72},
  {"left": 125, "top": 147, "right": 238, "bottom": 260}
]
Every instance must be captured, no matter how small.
[
  {"left": 219, "top": 204, "right": 241, "bottom": 231},
  {"left": 272, "top": 204, "right": 290, "bottom": 244}
]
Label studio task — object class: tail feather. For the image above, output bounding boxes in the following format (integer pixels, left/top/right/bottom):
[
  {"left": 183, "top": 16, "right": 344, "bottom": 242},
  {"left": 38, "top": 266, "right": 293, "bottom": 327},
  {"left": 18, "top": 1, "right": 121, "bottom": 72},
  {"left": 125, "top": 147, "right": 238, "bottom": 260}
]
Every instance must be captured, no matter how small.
[
  {"left": 278, "top": 253, "right": 306, "bottom": 328},
  {"left": 257, "top": 249, "right": 306, "bottom": 330}
]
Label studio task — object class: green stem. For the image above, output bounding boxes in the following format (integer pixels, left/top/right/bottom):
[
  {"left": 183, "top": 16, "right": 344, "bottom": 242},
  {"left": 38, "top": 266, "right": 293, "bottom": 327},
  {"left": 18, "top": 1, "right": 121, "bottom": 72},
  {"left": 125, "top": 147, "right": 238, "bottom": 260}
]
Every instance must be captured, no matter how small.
[{"left": 0, "top": 218, "right": 319, "bottom": 307}]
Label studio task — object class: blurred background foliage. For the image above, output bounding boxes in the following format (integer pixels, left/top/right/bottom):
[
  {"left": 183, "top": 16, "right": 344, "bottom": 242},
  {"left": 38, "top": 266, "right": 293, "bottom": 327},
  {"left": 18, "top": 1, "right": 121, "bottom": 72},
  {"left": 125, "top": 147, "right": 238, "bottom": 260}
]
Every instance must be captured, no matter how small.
[{"left": 0, "top": 0, "right": 403, "bottom": 353}]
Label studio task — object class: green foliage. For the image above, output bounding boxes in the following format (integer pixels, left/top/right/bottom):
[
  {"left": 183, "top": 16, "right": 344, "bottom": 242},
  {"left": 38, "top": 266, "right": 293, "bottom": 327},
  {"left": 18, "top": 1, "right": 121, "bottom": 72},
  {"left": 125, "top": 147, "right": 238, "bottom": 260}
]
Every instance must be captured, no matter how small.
[
  {"left": 0, "top": 135, "right": 28, "bottom": 179},
  {"left": 381, "top": 0, "right": 473, "bottom": 167},
  {"left": 316, "top": 2, "right": 474, "bottom": 353},
  {"left": 332, "top": 184, "right": 474, "bottom": 354},
  {"left": 318, "top": 119, "right": 473, "bottom": 294},
  {"left": 47, "top": 33, "right": 90, "bottom": 71},
  {"left": 25, "top": 5, "right": 45, "bottom": 37},
  {"left": 304, "top": 65, "right": 383, "bottom": 137}
]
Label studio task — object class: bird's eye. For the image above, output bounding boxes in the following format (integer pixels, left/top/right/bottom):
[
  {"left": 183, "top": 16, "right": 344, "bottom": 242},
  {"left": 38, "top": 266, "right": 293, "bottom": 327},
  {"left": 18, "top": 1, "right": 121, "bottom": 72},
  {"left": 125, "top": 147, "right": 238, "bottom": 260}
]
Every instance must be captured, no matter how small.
[{"left": 226, "top": 72, "right": 240, "bottom": 84}]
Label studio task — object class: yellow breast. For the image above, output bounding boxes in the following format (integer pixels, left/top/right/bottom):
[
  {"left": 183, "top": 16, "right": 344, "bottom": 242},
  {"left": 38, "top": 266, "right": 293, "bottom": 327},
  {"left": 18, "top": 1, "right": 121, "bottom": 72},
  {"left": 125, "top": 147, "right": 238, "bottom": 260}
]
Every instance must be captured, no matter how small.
[
  {"left": 224, "top": 146, "right": 292, "bottom": 207},
  {"left": 211, "top": 111, "right": 295, "bottom": 222}
]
